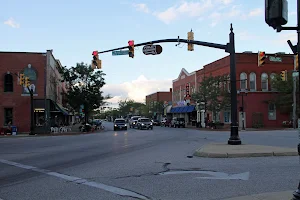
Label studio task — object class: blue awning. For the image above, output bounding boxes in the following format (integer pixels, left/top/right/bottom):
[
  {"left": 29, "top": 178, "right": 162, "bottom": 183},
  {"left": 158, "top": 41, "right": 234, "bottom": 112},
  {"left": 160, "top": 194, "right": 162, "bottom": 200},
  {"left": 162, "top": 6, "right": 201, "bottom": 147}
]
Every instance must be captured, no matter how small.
[
  {"left": 55, "top": 103, "right": 69, "bottom": 116},
  {"left": 170, "top": 107, "right": 177, "bottom": 113},
  {"left": 177, "top": 107, "right": 185, "bottom": 113},
  {"left": 182, "top": 106, "right": 189, "bottom": 113},
  {"left": 186, "top": 105, "right": 195, "bottom": 113}
]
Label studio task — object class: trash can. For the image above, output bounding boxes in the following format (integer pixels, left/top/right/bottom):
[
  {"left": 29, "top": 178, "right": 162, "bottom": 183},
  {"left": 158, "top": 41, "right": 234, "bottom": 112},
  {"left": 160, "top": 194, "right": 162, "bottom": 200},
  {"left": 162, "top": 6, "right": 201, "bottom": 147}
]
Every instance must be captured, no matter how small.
[{"left": 11, "top": 126, "right": 17, "bottom": 135}]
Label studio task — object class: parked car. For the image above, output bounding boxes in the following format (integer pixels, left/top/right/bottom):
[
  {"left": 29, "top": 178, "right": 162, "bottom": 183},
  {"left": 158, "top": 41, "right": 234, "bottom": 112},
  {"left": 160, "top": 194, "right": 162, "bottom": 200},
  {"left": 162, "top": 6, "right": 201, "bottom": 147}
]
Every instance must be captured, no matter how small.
[
  {"left": 129, "top": 116, "right": 141, "bottom": 128},
  {"left": 152, "top": 119, "right": 160, "bottom": 126},
  {"left": 114, "top": 118, "right": 127, "bottom": 131},
  {"left": 137, "top": 118, "right": 153, "bottom": 130},
  {"left": 170, "top": 117, "right": 186, "bottom": 128}
]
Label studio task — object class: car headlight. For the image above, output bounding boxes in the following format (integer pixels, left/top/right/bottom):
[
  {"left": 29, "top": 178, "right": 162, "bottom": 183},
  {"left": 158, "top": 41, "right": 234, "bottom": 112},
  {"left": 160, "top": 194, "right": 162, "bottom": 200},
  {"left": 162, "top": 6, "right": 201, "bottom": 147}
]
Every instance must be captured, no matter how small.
[
  {"left": 150, "top": 123, "right": 153, "bottom": 125},
  {"left": 114, "top": 124, "right": 117, "bottom": 126},
  {"left": 142, "top": 123, "right": 144, "bottom": 125},
  {"left": 125, "top": 124, "right": 127, "bottom": 126},
  {"left": 133, "top": 122, "right": 135, "bottom": 124}
]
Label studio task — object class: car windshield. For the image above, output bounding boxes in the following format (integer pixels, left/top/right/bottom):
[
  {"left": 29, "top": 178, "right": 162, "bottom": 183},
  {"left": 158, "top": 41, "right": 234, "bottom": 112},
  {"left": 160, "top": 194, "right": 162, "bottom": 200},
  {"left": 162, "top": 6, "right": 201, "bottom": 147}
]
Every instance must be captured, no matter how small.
[
  {"left": 115, "top": 120, "right": 125, "bottom": 123},
  {"left": 178, "top": 118, "right": 185, "bottom": 121},
  {"left": 132, "top": 117, "right": 139, "bottom": 120},
  {"left": 141, "top": 119, "right": 150, "bottom": 122}
]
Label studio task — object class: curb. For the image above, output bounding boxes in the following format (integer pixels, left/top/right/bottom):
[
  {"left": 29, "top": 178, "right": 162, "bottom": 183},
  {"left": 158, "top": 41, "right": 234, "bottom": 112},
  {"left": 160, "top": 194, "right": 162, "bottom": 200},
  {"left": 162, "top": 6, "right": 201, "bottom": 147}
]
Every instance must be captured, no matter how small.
[
  {"left": 223, "top": 190, "right": 294, "bottom": 200},
  {"left": 194, "top": 150, "right": 299, "bottom": 158},
  {"left": 194, "top": 144, "right": 298, "bottom": 158},
  {"left": 0, "top": 130, "right": 106, "bottom": 138}
]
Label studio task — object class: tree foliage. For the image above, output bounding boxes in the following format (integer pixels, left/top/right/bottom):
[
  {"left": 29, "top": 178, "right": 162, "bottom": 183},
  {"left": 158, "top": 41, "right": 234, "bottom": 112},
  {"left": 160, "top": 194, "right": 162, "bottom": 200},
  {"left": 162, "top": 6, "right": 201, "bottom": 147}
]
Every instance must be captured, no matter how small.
[
  {"left": 270, "top": 73, "right": 299, "bottom": 114},
  {"left": 118, "top": 99, "right": 146, "bottom": 116},
  {"left": 58, "top": 62, "right": 110, "bottom": 121},
  {"left": 192, "top": 75, "right": 231, "bottom": 120}
]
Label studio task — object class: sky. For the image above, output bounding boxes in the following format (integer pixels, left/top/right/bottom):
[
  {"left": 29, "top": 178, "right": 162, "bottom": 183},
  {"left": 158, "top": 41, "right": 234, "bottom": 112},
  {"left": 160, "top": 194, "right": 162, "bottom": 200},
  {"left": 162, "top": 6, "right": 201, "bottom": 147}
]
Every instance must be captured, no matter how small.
[{"left": 1, "top": 0, "right": 298, "bottom": 107}]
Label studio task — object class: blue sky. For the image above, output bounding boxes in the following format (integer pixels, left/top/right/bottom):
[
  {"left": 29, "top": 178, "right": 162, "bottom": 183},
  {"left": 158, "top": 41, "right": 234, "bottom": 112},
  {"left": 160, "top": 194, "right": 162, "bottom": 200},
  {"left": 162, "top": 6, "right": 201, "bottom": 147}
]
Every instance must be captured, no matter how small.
[{"left": 1, "top": 0, "right": 298, "bottom": 106}]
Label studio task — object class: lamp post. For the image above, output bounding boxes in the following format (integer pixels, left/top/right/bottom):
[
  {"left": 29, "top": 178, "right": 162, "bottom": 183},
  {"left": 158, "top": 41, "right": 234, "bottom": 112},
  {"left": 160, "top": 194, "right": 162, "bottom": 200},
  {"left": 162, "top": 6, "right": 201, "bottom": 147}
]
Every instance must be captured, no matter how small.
[{"left": 237, "top": 89, "right": 248, "bottom": 130}]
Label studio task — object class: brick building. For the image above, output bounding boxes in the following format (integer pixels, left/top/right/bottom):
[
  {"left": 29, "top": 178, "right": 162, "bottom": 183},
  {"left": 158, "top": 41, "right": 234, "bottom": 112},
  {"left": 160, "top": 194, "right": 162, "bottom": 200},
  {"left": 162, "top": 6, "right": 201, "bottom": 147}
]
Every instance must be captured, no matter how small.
[
  {"left": 172, "top": 52, "right": 294, "bottom": 128},
  {"left": 146, "top": 89, "right": 172, "bottom": 120},
  {"left": 0, "top": 50, "right": 73, "bottom": 134}
]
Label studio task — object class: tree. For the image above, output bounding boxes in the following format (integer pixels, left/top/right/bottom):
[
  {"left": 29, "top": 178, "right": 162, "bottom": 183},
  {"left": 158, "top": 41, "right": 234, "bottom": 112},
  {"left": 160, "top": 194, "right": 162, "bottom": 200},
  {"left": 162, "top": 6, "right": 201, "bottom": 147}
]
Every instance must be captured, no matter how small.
[
  {"left": 58, "top": 62, "right": 110, "bottom": 123},
  {"left": 118, "top": 99, "right": 146, "bottom": 116},
  {"left": 148, "top": 101, "right": 164, "bottom": 117},
  {"left": 192, "top": 75, "right": 230, "bottom": 121},
  {"left": 269, "top": 73, "right": 299, "bottom": 114}
]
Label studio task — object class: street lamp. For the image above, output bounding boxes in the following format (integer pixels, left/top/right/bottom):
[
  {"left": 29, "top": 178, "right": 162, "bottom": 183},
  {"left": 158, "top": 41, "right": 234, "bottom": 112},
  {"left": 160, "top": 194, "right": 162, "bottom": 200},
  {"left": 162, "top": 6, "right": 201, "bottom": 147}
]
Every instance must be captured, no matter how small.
[{"left": 237, "top": 89, "right": 248, "bottom": 130}]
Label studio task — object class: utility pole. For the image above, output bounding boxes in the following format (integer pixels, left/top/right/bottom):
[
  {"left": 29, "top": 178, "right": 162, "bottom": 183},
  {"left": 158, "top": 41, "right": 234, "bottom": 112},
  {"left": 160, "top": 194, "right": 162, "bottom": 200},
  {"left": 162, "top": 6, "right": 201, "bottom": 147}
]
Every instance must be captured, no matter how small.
[
  {"left": 28, "top": 87, "right": 35, "bottom": 135},
  {"left": 293, "top": 56, "right": 297, "bottom": 129},
  {"left": 265, "top": 0, "right": 300, "bottom": 198}
]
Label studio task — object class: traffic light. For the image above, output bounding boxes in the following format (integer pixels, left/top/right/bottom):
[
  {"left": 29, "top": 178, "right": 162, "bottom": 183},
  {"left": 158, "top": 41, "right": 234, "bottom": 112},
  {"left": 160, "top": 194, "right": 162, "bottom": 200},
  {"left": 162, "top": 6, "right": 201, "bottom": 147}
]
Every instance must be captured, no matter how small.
[
  {"left": 258, "top": 51, "right": 266, "bottom": 67},
  {"left": 25, "top": 77, "right": 30, "bottom": 87},
  {"left": 187, "top": 29, "right": 194, "bottom": 51},
  {"left": 128, "top": 40, "right": 134, "bottom": 58},
  {"left": 280, "top": 70, "right": 287, "bottom": 81},
  {"left": 19, "top": 73, "right": 25, "bottom": 85},
  {"left": 92, "top": 51, "right": 102, "bottom": 69},
  {"left": 265, "top": 0, "right": 288, "bottom": 30},
  {"left": 295, "top": 55, "right": 299, "bottom": 70}
]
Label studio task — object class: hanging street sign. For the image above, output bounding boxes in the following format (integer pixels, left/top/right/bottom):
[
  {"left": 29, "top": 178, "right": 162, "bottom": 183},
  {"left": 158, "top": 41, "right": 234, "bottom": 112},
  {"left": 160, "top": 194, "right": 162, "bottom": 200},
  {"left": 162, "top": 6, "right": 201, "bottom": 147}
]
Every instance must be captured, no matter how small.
[
  {"left": 112, "top": 50, "right": 129, "bottom": 56},
  {"left": 143, "top": 45, "right": 163, "bottom": 55}
]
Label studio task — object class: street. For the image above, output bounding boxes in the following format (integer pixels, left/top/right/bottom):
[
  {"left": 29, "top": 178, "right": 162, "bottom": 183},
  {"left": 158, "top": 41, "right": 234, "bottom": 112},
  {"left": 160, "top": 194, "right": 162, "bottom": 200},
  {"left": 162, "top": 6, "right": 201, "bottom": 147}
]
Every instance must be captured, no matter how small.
[{"left": 0, "top": 121, "right": 299, "bottom": 200}]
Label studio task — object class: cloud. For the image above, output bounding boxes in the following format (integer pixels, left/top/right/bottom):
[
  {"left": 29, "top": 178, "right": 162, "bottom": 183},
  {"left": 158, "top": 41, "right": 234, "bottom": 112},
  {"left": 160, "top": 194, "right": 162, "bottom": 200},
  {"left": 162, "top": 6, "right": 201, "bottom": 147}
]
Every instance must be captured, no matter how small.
[
  {"left": 248, "top": 8, "right": 263, "bottom": 17},
  {"left": 133, "top": 3, "right": 150, "bottom": 13},
  {"left": 236, "top": 31, "right": 261, "bottom": 41},
  {"left": 276, "top": 32, "right": 297, "bottom": 45},
  {"left": 153, "top": 1, "right": 214, "bottom": 24},
  {"left": 4, "top": 18, "right": 20, "bottom": 28},
  {"left": 102, "top": 75, "right": 172, "bottom": 107},
  {"left": 133, "top": 1, "right": 263, "bottom": 26}
]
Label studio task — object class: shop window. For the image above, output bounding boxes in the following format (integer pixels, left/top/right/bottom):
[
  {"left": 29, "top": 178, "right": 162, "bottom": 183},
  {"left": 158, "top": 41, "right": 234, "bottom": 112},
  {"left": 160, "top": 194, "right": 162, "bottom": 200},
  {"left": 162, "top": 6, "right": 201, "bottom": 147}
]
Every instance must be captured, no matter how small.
[
  {"left": 268, "top": 103, "right": 276, "bottom": 120},
  {"left": 4, "top": 108, "right": 13, "bottom": 125},
  {"left": 224, "top": 111, "right": 231, "bottom": 123}
]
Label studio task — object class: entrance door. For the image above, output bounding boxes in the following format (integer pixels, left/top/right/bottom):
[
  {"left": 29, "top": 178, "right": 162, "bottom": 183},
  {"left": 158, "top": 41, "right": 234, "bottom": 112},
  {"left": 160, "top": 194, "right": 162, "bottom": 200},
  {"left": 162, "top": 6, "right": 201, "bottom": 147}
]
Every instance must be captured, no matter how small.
[{"left": 239, "top": 112, "right": 246, "bottom": 128}]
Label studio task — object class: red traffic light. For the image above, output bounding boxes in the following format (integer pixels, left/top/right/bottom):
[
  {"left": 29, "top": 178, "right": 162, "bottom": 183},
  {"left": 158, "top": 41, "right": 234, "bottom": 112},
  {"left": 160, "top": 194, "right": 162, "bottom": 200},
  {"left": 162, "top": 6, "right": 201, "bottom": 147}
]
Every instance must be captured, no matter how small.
[
  {"left": 259, "top": 51, "right": 265, "bottom": 57},
  {"left": 92, "top": 51, "right": 98, "bottom": 56},
  {"left": 128, "top": 40, "right": 134, "bottom": 46}
]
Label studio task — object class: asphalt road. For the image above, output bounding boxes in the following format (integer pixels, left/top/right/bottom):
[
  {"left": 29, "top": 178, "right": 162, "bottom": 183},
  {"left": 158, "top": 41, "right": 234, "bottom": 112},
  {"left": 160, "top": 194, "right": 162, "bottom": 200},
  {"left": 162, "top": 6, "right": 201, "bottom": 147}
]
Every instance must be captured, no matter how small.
[{"left": 0, "top": 121, "right": 299, "bottom": 200}]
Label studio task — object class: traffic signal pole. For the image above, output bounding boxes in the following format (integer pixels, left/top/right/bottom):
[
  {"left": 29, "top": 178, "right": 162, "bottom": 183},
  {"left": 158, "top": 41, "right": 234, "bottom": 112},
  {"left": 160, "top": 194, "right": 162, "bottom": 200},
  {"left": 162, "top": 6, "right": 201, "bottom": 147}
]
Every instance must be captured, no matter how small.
[
  {"left": 98, "top": 24, "right": 241, "bottom": 145},
  {"left": 276, "top": 0, "right": 300, "bottom": 198}
]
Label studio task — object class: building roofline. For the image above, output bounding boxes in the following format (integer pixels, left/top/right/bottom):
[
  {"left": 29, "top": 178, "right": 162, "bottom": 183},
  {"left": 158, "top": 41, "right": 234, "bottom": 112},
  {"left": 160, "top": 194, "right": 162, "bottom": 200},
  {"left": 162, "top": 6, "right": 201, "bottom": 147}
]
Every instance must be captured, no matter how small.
[
  {"left": 146, "top": 91, "right": 171, "bottom": 97},
  {"left": 0, "top": 51, "right": 46, "bottom": 54},
  {"left": 172, "top": 68, "right": 196, "bottom": 83}
]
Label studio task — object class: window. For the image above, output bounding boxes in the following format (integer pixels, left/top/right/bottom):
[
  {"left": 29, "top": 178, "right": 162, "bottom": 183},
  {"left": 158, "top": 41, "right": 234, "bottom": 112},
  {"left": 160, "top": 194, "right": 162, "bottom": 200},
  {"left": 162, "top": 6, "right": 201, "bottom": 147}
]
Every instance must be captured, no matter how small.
[
  {"left": 213, "top": 112, "right": 221, "bottom": 122},
  {"left": 270, "top": 73, "right": 276, "bottom": 91},
  {"left": 4, "top": 74, "right": 13, "bottom": 92},
  {"left": 240, "top": 72, "right": 247, "bottom": 90},
  {"left": 261, "top": 73, "right": 268, "bottom": 91},
  {"left": 4, "top": 108, "right": 13, "bottom": 125},
  {"left": 249, "top": 72, "right": 256, "bottom": 91},
  {"left": 268, "top": 103, "right": 276, "bottom": 120},
  {"left": 224, "top": 111, "right": 231, "bottom": 123}
]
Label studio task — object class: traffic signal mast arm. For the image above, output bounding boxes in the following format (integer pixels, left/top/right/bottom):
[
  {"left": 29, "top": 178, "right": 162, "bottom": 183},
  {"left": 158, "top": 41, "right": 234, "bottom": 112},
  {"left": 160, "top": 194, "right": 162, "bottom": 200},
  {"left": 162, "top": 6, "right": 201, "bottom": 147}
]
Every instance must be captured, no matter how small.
[{"left": 97, "top": 38, "right": 228, "bottom": 54}]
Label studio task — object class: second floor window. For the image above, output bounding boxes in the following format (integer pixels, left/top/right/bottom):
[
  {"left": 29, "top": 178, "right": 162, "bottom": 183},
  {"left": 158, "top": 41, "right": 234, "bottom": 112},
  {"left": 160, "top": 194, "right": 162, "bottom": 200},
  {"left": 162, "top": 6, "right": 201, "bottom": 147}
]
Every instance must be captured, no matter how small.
[
  {"left": 240, "top": 72, "right": 247, "bottom": 90},
  {"left": 4, "top": 74, "right": 13, "bottom": 92},
  {"left": 261, "top": 73, "right": 268, "bottom": 91},
  {"left": 249, "top": 72, "right": 256, "bottom": 91}
]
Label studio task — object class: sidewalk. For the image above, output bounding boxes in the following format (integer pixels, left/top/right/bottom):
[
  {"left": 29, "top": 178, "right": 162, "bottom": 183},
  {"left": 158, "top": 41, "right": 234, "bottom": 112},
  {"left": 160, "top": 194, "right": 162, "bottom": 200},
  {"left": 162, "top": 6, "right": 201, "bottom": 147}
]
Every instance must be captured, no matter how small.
[
  {"left": 223, "top": 190, "right": 294, "bottom": 200},
  {"left": 0, "top": 124, "right": 105, "bottom": 138},
  {"left": 186, "top": 125, "right": 294, "bottom": 132},
  {"left": 194, "top": 143, "right": 298, "bottom": 158}
]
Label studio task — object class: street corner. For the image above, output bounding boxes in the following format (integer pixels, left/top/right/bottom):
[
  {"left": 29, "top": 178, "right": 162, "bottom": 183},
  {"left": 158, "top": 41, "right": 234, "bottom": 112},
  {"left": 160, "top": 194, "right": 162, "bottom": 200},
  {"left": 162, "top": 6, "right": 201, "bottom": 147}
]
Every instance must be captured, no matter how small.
[
  {"left": 223, "top": 190, "right": 294, "bottom": 200},
  {"left": 193, "top": 143, "right": 298, "bottom": 158}
]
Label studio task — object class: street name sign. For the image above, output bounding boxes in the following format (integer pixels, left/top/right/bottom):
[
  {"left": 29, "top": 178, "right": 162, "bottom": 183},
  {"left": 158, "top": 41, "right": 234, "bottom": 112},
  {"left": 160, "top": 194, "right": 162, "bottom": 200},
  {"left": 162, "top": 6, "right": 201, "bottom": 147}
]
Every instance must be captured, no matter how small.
[
  {"left": 143, "top": 45, "right": 163, "bottom": 55},
  {"left": 112, "top": 50, "right": 129, "bottom": 56}
]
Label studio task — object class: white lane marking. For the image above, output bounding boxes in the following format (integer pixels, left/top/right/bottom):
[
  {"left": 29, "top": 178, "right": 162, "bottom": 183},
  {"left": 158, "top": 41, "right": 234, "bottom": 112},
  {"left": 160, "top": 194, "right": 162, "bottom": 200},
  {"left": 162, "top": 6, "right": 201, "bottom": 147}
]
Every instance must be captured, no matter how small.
[{"left": 0, "top": 159, "right": 150, "bottom": 200}]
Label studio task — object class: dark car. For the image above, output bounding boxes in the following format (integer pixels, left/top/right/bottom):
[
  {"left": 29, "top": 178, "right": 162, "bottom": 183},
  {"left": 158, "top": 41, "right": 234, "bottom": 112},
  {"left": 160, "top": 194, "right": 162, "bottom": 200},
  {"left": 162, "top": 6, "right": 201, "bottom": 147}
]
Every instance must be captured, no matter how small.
[
  {"left": 171, "top": 117, "right": 186, "bottom": 128},
  {"left": 137, "top": 118, "right": 153, "bottom": 130},
  {"left": 114, "top": 118, "right": 127, "bottom": 131}
]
